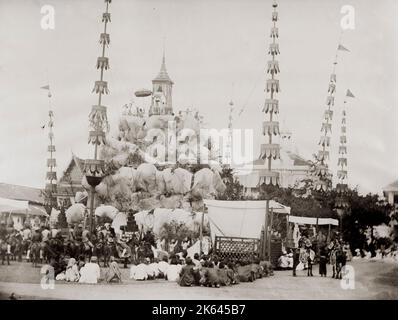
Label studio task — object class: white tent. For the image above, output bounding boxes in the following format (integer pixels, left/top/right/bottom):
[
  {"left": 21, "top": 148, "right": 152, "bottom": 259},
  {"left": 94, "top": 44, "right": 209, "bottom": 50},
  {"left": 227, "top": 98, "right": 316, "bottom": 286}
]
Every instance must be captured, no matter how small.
[{"left": 204, "top": 199, "right": 290, "bottom": 241}]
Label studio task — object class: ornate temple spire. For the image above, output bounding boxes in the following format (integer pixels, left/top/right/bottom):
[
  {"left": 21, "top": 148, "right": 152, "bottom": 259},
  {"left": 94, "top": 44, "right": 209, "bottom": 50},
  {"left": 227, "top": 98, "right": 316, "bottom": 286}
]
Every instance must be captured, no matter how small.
[
  {"left": 150, "top": 50, "right": 174, "bottom": 116},
  {"left": 154, "top": 50, "right": 173, "bottom": 83},
  {"left": 86, "top": 0, "right": 112, "bottom": 177},
  {"left": 312, "top": 36, "right": 350, "bottom": 192},
  {"left": 259, "top": 0, "right": 281, "bottom": 187},
  {"left": 335, "top": 89, "right": 355, "bottom": 208}
]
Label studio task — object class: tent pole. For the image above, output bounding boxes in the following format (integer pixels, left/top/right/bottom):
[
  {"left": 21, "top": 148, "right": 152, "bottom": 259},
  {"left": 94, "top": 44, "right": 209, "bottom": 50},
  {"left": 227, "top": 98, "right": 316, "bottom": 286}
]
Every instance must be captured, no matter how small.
[
  {"left": 263, "top": 199, "right": 269, "bottom": 260},
  {"left": 268, "top": 207, "right": 274, "bottom": 263},
  {"left": 327, "top": 223, "right": 331, "bottom": 242},
  {"left": 199, "top": 205, "right": 204, "bottom": 255}
]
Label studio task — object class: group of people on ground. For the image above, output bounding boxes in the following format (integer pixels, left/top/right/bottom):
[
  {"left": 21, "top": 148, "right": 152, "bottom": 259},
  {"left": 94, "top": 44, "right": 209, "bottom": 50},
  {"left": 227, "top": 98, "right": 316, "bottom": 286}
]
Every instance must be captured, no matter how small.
[
  {"left": 42, "top": 255, "right": 122, "bottom": 284},
  {"left": 130, "top": 253, "right": 274, "bottom": 288}
]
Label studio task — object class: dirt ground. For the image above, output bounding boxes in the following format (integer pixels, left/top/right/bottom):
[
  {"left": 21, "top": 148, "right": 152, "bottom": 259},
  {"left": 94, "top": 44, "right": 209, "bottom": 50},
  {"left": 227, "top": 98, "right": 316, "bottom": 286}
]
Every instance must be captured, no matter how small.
[{"left": 0, "top": 259, "right": 397, "bottom": 300}]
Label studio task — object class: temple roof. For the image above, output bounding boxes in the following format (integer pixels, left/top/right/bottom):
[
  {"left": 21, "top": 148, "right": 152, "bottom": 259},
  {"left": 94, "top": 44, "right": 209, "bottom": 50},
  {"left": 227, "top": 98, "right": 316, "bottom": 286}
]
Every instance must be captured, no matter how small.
[{"left": 152, "top": 53, "right": 173, "bottom": 84}]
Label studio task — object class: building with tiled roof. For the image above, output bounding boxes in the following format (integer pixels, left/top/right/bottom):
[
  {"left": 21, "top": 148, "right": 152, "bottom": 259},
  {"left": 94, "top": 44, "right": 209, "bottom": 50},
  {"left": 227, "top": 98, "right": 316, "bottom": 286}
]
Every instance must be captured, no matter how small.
[{"left": 0, "top": 182, "right": 47, "bottom": 229}]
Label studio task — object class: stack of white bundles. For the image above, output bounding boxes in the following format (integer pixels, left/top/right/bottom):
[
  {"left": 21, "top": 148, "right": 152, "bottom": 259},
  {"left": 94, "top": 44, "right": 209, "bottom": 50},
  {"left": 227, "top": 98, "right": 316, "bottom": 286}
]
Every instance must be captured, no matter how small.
[
  {"left": 191, "top": 168, "right": 214, "bottom": 199},
  {"left": 155, "top": 169, "right": 166, "bottom": 195},
  {"left": 112, "top": 212, "right": 127, "bottom": 234},
  {"left": 65, "top": 203, "right": 86, "bottom": 224},
  {"left": 95, "top": 205, "right": 119, "bottom": 220},
  {"left": 111, "top": 153, "right": 130, "bottom": 169},
  {"left": 138, "top": 196, "right": 161, "bottom": 211},
  {"left": 136, "top": 163, "right": 157, "bottom": 192},
  {"left": 159, "top": 195, "right": 183, "bottom": 209},
  {"left": 171, "top": 168, "right": 192, "bottom": 194}
]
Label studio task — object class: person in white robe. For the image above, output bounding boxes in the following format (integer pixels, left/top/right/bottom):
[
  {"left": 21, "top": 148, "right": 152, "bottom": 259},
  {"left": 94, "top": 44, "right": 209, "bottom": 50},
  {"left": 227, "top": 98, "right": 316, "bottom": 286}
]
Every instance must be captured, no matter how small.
[
  {"left": 132, "top": 259, "right": 151, "bottom": 281},
  {"left": 65, "top": 258, "right": 80, "bottom": 282},
  {"left": 149, "top": 258, "right": 160, "bottom": 278},
  {"left": 166, "top": 259, "right": 182, "bottom": 282},
  {"left": 79, "top": 256, "right": 101, "bottom": 284}
]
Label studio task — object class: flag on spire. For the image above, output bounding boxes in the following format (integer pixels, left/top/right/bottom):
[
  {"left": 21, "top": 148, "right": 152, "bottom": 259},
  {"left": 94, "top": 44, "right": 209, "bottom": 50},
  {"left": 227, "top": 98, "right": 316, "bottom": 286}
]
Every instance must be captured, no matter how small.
[
  {"left": 40, "top": 85, "right": 50, "bottom": 90},
  {"left": 337, "top": 44, "right": 350, "bottom": 52},
  {"left": 346, "top": 89, "right": 355, "bottom": 98}
]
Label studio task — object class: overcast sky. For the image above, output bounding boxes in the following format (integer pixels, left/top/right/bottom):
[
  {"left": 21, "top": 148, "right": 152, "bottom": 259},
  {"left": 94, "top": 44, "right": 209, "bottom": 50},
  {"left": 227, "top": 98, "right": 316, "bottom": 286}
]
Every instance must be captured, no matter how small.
[{"left": 0, "top": 0, "right": 397, "bottom": 195}]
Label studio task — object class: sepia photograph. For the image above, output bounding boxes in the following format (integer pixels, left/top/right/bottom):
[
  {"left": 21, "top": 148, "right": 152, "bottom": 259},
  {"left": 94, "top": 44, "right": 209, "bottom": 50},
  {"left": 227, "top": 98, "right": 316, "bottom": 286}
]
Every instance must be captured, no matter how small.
[{"left": 0, "top": 0, "right": 397, "bottom": 303}]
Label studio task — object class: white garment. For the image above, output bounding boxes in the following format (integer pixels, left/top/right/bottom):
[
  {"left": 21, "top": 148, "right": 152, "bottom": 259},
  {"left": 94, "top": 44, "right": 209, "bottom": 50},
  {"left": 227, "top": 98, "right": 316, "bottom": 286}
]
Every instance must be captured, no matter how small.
[
  {"left": 132, "top": 263, "right": 149, "bottom": 280},
  {"left": 79, "top": 263, "right": 100, "bottom": 284},
  {"left": 166, "top": 264, "right": 182, "bottom": 282},
  {"left": 149, "top": 263, "right": 160, "bottom": 278},
  {"left": 42, "top": 229, "right": 50, "bottom": 242},
  {"left": 158, "top": 261, "right": 169, "bottom": 275}
]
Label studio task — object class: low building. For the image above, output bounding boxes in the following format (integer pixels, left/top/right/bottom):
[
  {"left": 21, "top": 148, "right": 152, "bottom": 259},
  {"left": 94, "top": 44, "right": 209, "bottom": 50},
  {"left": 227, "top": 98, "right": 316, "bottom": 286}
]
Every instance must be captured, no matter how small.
[
  {"left": 0, "top": 183, "right": 48, "bottom": 230},
  {"left": 383, "top": 179, "right": 398, "bottom": 207}
]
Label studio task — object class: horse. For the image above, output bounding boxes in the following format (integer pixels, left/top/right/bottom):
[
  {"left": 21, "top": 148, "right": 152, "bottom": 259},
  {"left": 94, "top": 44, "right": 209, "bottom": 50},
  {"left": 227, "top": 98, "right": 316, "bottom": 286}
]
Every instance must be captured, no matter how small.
[
  {"left": 64, "top": 240, "right": 78, "bottom": 258},
  {"left": 9, "top": 235, "right": 23, "bottom": 262},
  {"left": 102, "top": 240, "right": 116, "bottom": 267},
  {"left": 0, "top": 239, "right": 10, "bottom": 265},
  {"left": 45, "top": 237, "right": 64, "bottom": 262},
  {"left": 30, "top": 242, "right": 41, "bottom": 268},
  {"left": 334, "top": 247, "right": 347, "bottom": 279}
]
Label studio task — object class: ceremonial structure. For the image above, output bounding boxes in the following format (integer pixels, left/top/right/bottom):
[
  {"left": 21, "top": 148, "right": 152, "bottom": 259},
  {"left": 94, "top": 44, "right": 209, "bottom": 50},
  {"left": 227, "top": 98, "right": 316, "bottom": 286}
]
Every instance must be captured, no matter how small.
[
  {"left": 42, "top": 86, "right": 58, "bottom": 214},
  {"left": 149, "top": 52, "right": 174, "bottom": 116}
]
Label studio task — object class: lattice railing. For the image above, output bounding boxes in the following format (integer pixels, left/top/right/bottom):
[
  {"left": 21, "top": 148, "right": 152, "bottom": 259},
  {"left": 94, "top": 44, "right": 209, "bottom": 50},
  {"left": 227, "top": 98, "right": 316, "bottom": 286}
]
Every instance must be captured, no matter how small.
[{"left": 214, "top": 236, "right": 260, "bottom": 261}]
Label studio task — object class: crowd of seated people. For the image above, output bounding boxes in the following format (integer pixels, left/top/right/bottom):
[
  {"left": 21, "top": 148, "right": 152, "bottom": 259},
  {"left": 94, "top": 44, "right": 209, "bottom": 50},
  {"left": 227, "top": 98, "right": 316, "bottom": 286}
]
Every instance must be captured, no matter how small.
[{"left": 129, "top": 252, "right": 274, "bottom": 288}]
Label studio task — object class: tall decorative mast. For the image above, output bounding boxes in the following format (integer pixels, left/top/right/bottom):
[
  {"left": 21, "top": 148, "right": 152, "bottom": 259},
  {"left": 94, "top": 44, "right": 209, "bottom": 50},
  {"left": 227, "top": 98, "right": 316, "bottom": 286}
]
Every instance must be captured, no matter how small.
[
  {"left": 335, "top": 90, "right": 355, "bottom": 223},
  {"left": 84, "top": 0, "right": 113, "bottom": 232},
  {"left": 225, "top": 100, "right": 234, "bottom": 166},
  {"left": 43, "top": 85, "right": 57, "bottom": 211},
  {"left": 259, "top": 0, "right": 281, "bottom": 260},
  {"left": 313, "top": 39, "right": 350, "bottom": 192}
]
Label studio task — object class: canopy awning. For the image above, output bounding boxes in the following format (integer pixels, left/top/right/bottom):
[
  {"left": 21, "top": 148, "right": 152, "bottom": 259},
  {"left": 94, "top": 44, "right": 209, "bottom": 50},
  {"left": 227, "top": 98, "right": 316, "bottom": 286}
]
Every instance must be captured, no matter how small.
[
  {"left": 204, "top": 199, "right": 291, "bottom": 241},
  {"left": 288, "top": 215, "right": 338, "bottom": 226},
  {"left": 0, "top": 197, "right": 29, "bottom": 212}
]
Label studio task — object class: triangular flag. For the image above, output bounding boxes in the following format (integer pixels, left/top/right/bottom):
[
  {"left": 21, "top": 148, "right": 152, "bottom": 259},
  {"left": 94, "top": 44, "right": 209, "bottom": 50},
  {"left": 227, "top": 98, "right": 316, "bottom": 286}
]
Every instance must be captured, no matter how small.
[
  {"left": 40, "top": 85, "right": 50, "bottom": 90},
  {"left": 337, "top": 44, "right": 350, "bottom": 52},
  {"left": 346, "top": 89, "right": 355, "bottom": 98}
]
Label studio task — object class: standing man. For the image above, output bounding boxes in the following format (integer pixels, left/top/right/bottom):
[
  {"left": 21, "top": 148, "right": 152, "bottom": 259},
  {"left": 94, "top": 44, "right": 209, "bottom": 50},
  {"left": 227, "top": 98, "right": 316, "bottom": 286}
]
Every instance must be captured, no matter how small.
[
  {"left": 292, "top": 247, "right": 300, "bottom": 277},
  {"left": 82, "top": 226, "right": 94, "bottom": 250},
  {"left": 22, "top": 224, "right": 32, "bottom": 260}
]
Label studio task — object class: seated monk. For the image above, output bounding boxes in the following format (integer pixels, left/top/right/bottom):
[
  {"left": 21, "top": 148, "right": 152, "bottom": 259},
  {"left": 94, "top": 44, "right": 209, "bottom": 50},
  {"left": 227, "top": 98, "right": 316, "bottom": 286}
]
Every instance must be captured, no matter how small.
[
  {"left": 250, "top": 258, "right": 262, "bottom": 279},
  {"left": 203, "top": 262, "right": 220, "bottom": 288},
  {"left": 165, "top": 257, "right": 182, "bottom": 282},
  {"left": 217, "top": 262, "right": 231, "bottom": 286},
  {"left": 132, "top": 258, "right": 151, "bottom": 281},
  {"left": 236, "top": 260, "right": 255, "bottom": 282},
  {"left": 157, "top": 256, "right": 169, "bottom": 278},
  {"left": 105, "top": 256, "right": 122, "bottom": 283},
  {"left": 149, "top": 258, "right": 160, "bottom": 278},
  {"left": 179, "top": 257, "right": 198, "bottom": 287},
  {"left": 259, "top": 260, "right": 274, "bottom": 277},
  {"left": 227, "top": 262, "right": 239, "bottom": 284},
  {"left": 79, "top": 256, "right": 101, "bottom": 284}
]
